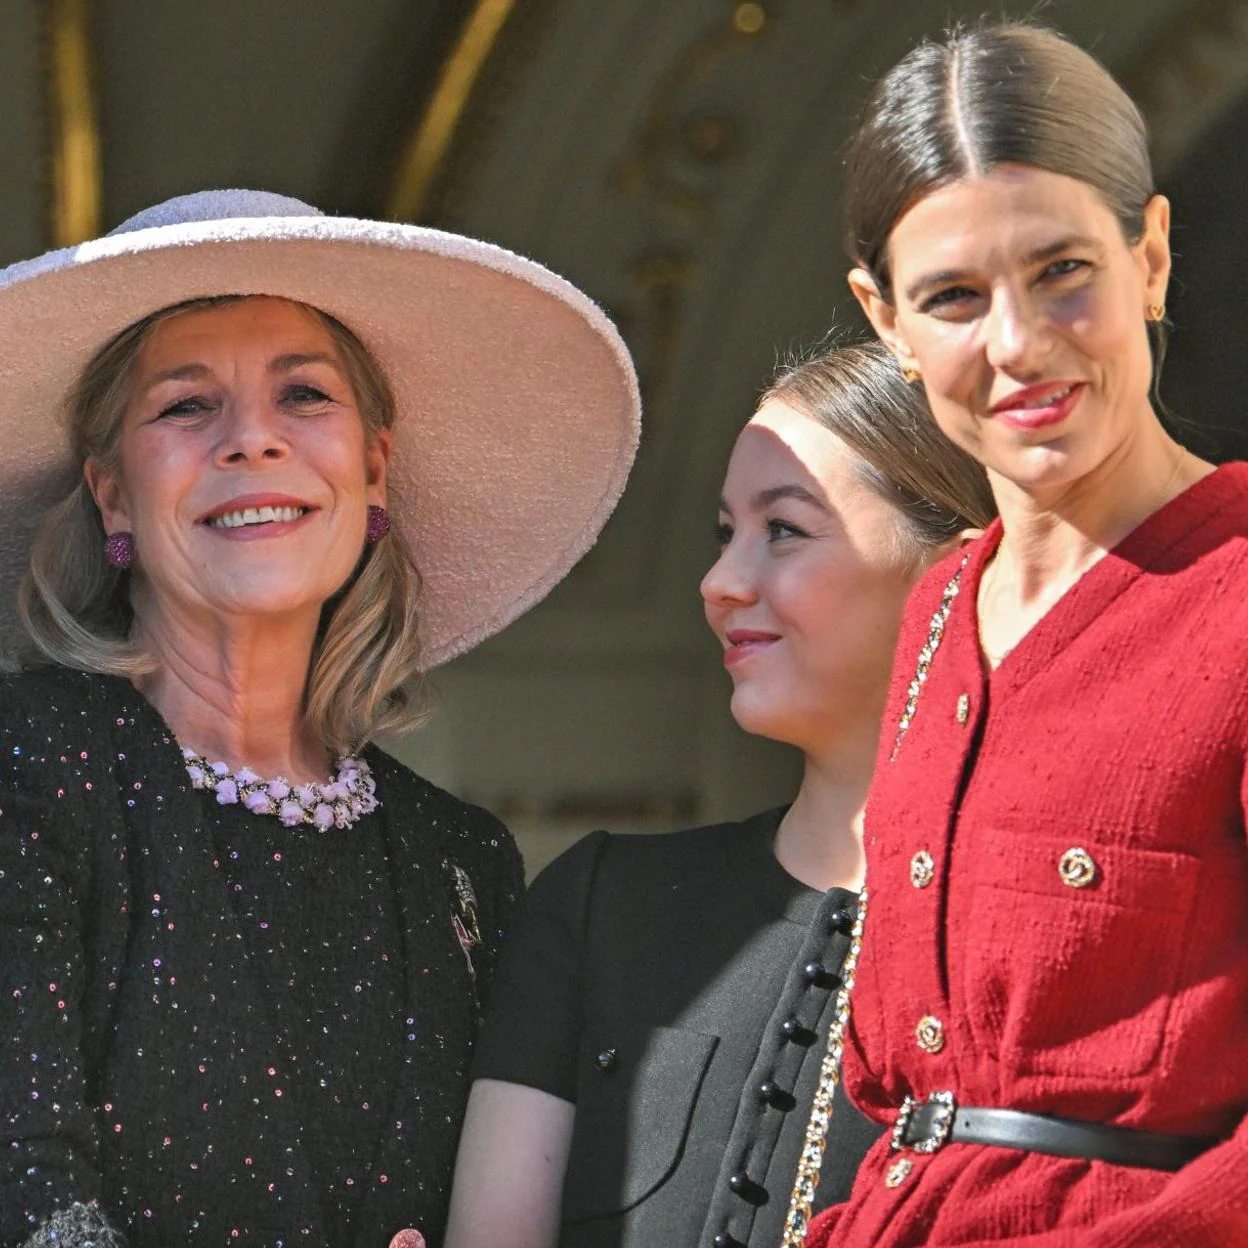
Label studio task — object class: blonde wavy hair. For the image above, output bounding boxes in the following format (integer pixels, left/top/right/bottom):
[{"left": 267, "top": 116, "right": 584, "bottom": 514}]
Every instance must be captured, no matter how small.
[{"left": 19, "top": 295, "right": 425, "bottom": 754}]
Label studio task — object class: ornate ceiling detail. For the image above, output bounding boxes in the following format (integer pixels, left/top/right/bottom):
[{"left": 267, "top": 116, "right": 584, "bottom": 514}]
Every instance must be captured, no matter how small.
[
  {"left": 42, "top": 0, "right": 102, "bottom": 247},
  {"left": 607, "top": 4, "right": 772, "bottom": 408},
  {"left": 385, "top": 0, "right": 523, "bottom": 223},
  {"left": 394, "top": 0, "right": 563, "bottom": 229}
]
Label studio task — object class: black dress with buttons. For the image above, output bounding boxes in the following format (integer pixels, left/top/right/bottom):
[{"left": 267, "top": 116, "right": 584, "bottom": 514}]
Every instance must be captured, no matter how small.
[{"left": 471, "top": 808, "right": 882, "bottom": 1248}]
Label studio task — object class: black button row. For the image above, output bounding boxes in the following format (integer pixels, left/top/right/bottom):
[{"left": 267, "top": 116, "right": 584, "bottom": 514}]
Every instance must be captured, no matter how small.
[{"left": 714, "top": 902, "right": 854, "bottom": 1242}]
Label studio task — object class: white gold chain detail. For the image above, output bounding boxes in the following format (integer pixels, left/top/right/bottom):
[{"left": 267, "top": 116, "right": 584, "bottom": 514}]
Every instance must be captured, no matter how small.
[{"left": 781, "top": 887, "right": 869, "bottom": 1247}]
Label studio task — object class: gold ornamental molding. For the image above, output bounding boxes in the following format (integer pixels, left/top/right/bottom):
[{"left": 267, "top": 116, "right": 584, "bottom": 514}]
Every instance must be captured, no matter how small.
[
  {"left": 608, "top": 3, "right": 775, "bottom": 406},
  {"left": 44, "top": 0, "right": 103, "bottom": 247},
  {"left": 385, "top": 0, "right": 520, "bottom": 223}
]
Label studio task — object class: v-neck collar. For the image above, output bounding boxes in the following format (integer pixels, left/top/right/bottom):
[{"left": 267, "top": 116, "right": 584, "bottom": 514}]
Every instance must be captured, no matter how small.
[{"left": 957, "top": 463, "right": 1241, "bottom": 696}]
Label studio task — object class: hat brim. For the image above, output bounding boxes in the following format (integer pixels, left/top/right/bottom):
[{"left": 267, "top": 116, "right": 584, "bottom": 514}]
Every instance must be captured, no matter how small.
[{"left": 0, "top": 216, "right": 640, "bottom": 669}]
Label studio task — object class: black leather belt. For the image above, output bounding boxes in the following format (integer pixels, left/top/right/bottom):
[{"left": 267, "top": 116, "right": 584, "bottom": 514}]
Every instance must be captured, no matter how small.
[{"left": 892, "top": 1092, "right": 1219, "bottom": 1172}]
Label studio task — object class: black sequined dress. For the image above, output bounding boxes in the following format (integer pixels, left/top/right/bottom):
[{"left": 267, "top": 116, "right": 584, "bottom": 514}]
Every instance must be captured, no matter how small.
[{"left": 0, "top": 666, "right": 522, "bottom": 1248}]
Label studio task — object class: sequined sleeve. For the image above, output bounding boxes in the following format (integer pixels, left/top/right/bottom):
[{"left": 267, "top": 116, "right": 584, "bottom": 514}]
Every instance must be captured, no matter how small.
[{"left": 0, "top": 677, "right": 126, "bottom": 1248}]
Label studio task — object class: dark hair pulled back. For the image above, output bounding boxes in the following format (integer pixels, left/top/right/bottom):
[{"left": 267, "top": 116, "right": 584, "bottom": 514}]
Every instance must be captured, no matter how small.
[{"left": 846, "top": 22, "right": 1154, "bottom": 299}]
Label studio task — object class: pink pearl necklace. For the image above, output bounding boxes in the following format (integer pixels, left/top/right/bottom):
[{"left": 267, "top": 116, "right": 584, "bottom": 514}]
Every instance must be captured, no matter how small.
[{"left": 182, "top": 748, "right": 379, "bottom": 830}]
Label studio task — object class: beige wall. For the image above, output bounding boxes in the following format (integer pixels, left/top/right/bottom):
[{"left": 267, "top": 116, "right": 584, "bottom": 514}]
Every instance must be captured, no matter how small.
[{"left": 383, "top": 624, "right": 803, "bottom": 880}]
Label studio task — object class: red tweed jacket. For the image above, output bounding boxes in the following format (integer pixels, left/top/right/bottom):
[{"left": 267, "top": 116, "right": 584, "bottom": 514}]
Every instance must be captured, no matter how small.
[{"left": 808, "top": 464, "right": 1248, "bottom": 1247}]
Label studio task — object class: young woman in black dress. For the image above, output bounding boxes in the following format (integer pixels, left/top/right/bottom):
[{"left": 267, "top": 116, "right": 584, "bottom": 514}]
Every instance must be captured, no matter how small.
[{"left": 446, "top": 341, "right": 995, "bottom": 1248}]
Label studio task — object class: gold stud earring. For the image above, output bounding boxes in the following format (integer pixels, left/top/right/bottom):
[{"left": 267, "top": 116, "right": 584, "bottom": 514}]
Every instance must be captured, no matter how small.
[
  {"left": 1147, "top": 303, "right": 1166, "bottom": 323},
  {"left": 901, "top": 362, "right": 922, "bottom": 384}
]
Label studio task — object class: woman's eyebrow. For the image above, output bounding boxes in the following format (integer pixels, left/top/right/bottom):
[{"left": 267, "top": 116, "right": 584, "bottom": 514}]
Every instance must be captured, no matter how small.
[
  {"left": 752, "top": 483, "right": 828, "bottom": 510},
  {"left": 269, "top": 351, "right": 346, "bottom": 376},
  {"left": 140, "top": 362, "right": 212, "bottom": 392},
  {"left": 904, "top": 234, "right": 1107, "bottom": 302},
  {"left": 1025, "top": 234, "right": 1104, "bottom": 264},
  {"left": 139, "top": 353, "right": 347, "bottom": 393}
]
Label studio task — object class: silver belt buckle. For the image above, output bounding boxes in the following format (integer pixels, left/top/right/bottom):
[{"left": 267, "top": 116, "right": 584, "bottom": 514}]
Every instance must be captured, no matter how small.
[{"left": 891, "top": 1090, "right": 957, "bottom": 1154}]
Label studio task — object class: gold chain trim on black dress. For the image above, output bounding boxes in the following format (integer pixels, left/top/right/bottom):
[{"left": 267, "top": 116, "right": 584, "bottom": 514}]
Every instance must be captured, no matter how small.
[{"left": 781, "top": 887, "right": 869, "bottom": 1247}]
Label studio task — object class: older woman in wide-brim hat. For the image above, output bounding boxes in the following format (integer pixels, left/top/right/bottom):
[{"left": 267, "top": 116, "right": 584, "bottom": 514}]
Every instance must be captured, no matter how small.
[{"left": 0, "top": 190, "right": 639, "bottom": 1248}]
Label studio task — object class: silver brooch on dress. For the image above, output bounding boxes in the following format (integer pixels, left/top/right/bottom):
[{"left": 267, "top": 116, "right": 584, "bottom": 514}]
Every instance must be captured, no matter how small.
[{"left": 445, "top": 861, "right": 482, "bottom": 980}]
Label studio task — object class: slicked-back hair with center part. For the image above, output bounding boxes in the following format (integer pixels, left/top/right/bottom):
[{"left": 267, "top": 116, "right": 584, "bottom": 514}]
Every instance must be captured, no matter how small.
[
  {"left": 845, "top": 21, "right": 1154, "bottom": 299},
  {"left": 843, "top": 21, "right": 1166, "bottom": 395}
]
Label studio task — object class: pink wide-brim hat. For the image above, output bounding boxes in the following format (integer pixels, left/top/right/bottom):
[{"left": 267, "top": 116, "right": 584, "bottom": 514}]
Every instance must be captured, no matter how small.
[{"left": 0, "top": 190, "right": 640, "bottom": 669}]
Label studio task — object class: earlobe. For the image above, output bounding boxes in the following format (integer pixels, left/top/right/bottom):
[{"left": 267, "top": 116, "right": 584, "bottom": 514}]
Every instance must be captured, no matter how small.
[
  {"left": 847, "top": 267, "right": 917, "bottom": 377},
  {"left": 365, "top": 428, "right": 393, "bottom": 502},
  {"left": 1138, "top": 194, "right": 1172, "bottom": 311},
  {"left": 909, "top": 526, "right": 984, "bottom": 581},
  {"left": 83, "top": 458, "right": 130, "bottom": 532},
  {"left": 933, "top": 526, "right": 984, "bottom": 561}
]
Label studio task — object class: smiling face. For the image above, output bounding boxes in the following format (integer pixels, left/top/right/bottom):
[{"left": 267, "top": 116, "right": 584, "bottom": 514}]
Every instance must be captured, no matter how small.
[
  {"left": 852, "top": 165, "right": 1171, "bottom": 497},
  {"left": 87, "top": 296, "right": 390, "bottom": 627},
  {"left": 700, "top": 399, "right": 921, "bottom": 753}
]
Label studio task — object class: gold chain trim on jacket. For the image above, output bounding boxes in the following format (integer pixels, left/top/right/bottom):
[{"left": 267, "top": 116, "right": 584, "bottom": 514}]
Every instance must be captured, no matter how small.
[{"left": 889, "top": 554, "right": 969, "bottom": 760}]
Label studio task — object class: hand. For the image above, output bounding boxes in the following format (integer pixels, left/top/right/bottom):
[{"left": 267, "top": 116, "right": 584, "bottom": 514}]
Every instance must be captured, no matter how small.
[{"left": 388, "top": 1230, "right": 425, "bottom": 1248}]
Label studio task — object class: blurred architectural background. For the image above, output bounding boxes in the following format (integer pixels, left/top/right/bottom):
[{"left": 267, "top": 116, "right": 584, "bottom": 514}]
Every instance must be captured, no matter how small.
[{"left": 4, "top": 0, "right": 1247, "bottom": 872}]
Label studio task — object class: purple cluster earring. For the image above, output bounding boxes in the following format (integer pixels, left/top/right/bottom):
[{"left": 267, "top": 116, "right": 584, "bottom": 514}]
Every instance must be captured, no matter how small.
[
  {"left": 366, "top": 505, "right": 391, "bottom": 543},
  {"left": 104, "top": 531, "right": 135, "bottom": 569}
]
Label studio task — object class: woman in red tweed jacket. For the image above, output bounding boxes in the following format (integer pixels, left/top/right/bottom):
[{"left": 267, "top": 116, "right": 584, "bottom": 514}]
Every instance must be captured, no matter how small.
[{"left": 799, "top": 21, "right": 1248, "bottom": 1248}]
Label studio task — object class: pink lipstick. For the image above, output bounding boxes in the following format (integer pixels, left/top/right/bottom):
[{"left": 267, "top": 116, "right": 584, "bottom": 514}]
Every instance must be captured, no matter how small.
[
  {"left": 724, "top": 629, "right": 780, "bottom": 668},
  {"left": 990, "top": 381, "right": 1085, "bottom": 431}
]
